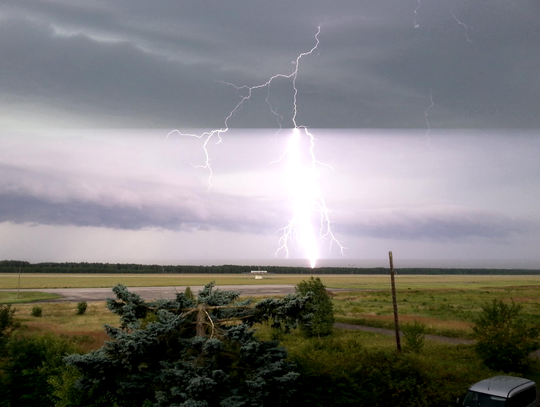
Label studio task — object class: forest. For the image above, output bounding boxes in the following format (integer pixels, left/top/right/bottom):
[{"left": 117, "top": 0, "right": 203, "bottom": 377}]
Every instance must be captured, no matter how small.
[{"left": 1, "top": 260, "right": 539, "bottom": 275}]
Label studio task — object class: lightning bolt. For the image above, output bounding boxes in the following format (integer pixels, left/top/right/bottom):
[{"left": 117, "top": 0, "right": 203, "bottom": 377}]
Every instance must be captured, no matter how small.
[
  {"left": 451, "top": 11, "right": 474, "bottom": 44},
  {"left": 273, "top": 126, "right": 345, "bottom": 268},
  {"left": 413, "top": 0, "right": 421, "bottom": 28},
  {"left": 168, "top": 27, "right": 344, "bottom": 268},
  {"left": 424, "top": 87, "right": 435, "bottom": 150}
]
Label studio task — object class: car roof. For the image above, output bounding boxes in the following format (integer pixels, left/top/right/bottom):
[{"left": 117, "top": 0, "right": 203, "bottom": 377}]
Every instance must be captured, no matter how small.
[{"left": 469, "top": 376, "right": 535, "bottom": 398}]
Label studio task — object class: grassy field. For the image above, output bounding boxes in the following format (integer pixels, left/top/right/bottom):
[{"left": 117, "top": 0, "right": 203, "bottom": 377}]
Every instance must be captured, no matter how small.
[
  {"left": 13, "top": 301, "right": 117, "bottom": 352},
  {"left": 0, "top": 291, "right": 61, "bottom": 303},
  {"left": 334, "top": 284, "right": 540, "bottom": 338},
  {"left": 5, "top": 273, "right": 540, "bottom": 350},
  {"left": 2, "top": 273, "right": 540, "bottom": 289}
]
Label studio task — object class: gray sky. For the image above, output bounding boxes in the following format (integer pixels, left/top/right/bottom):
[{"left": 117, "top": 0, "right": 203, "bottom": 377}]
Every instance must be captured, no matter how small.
[{"left": 0, "top": 1, "right": 539, "bottom": 268}]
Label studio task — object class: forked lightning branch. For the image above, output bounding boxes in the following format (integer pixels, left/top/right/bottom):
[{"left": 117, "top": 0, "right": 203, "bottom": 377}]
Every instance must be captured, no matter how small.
[{"left": 168, "top": 27, "right": 344, "bottom": 268}]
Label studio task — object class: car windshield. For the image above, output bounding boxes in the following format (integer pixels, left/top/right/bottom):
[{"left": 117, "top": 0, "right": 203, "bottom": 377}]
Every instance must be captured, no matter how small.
[{"left": 463, "top": 391, "right": 507, "bottom": 407}]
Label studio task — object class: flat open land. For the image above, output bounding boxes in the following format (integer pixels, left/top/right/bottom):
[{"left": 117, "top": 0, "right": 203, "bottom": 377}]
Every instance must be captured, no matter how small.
[
  {"left": 5, "top": 273, "right": 540, "bottom": 362},
  {"left": 2, "top": 273, "right": 540, "bottom": 290},
  {"left": 5, "top": 285, "right": 301, "bottom": 302}
]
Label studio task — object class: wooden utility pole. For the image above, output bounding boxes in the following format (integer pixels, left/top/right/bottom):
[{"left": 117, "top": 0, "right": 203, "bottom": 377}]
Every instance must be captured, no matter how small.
[{"left": 389, "top": 251, "right": 401, "bottom": 352}]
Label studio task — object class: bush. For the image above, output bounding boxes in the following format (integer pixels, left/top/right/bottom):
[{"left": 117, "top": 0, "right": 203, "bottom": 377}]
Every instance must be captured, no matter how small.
[
  {"left": 402, "top": 320, "right": 427, "bottom": 353},
  {"left": 1, "top": 333, "right": 81, "bottom": 407},
  {"left": 287, "top": 336, "right": 494, "bottom": 407},
  {"left": 296, "top": 277, "right": 334, "bottom": 337},
  {"left": 472, "top": 299, "right": 540, "bottom": 372},
  {"left": 184, "top": 286, "right": 195, "bottom": 301},
  {"left": 0, "top": 304, "right": 16, "bottom": 337},
  {"left": 31, "top": 306, "right": 42, "bottom": 317},
  {"left": 76, "top": 302, "right": 87, "bottom": 315}
]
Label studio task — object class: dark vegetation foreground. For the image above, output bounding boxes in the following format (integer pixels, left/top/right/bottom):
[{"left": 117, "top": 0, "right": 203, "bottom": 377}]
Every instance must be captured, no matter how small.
[{"left": 0, "top": 278, "right": 539, "bottom": 407}]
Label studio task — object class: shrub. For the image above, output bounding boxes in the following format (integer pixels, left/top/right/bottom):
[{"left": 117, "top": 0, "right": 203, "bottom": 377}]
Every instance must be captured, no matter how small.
[
  {"left": 296, "top": 277, "right": 334, "bottom": 337},
  {"left": 402, "top": 320, "right": 427, "bottom": 353},
  {"left": 184, "top": 286, "right": 195, "bottom": 301},
  {"left": 76, "top": 302, "right": 87, "bottom": 315},
  {"left": 288, "top": 339, "right": 493, "bottom": 407},
  {"left": 0, "top": 304, "right": 17, "bottom": 337},
  {"left": 31, "top": 306, "right": 42, "bottom": 317},
  {"left": 2, "top": 333, "right": 81, "bottom": 407},
  {"left": 472, "top": 299, "right": 540, "bottom": 372}
]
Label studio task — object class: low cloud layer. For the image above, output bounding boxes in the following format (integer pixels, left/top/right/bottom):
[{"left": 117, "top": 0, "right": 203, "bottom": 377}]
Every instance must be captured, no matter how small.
[
  {"left": 336, "top": 208, "right": 535, "bottom": 241},
  {"left": 0, "top": 163, "right": 283, "bottom": 234},
  {"left": 1, "top": 158, "right": 535, "bottom": 243}
]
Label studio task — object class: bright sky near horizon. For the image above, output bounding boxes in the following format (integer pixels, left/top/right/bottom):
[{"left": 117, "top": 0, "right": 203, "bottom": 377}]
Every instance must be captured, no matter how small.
[{"left": 0, "top": 1, "right": 539, "bottom": 268}]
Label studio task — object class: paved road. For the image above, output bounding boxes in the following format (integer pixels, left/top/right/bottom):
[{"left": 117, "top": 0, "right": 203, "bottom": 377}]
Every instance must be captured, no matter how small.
[{"left": 3, "top": 285, "right": 352, "bottom": 302}]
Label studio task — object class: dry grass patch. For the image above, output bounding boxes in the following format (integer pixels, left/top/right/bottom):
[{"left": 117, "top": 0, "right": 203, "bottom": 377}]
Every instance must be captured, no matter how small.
[{"left": 13, "top": 301, "right": 119, "bottom": 351}]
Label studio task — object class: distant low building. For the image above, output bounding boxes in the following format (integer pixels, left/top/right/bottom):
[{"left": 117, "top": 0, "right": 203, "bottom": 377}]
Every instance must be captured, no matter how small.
[{"left": 250, "top": 268, "right": 267, "bottom": 279}]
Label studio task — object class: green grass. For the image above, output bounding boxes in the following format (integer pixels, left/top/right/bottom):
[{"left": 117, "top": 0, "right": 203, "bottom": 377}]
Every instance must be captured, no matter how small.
[
  {"left": 0, "top": 291, "right": 62, "bottom": 304},
  {"left": 333, "top": 285, "right": 540, "bottom": 338}
]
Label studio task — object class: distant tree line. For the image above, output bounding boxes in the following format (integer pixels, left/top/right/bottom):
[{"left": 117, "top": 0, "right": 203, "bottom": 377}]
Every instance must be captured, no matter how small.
[{"left": 1, "top": 260, "right": 539, "bottom": 275}]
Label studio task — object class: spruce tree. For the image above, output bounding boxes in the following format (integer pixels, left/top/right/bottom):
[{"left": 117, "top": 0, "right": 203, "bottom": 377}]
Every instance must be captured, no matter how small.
[{"left": 63, "top": 282, "right": 310, "bottom": 406}]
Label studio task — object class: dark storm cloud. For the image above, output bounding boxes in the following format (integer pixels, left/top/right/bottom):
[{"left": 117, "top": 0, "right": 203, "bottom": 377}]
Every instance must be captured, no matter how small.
[
  {"left": 0, "top": 0, "right": 539, "bottom": 128},
  {"left": 336, "top": 210, "right": 535, "bottom": 240},
  {"left": 0, "top": 18, "right": 234, "bottom": 128},
  {"left": 366, "top": 3, "right": 540, "bottom": 128}
]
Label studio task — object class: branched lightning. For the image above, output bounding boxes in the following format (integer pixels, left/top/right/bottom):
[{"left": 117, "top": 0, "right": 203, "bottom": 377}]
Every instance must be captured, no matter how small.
[
  {"left": 168, "top": 27, "right": 344, "bottom": 268},
  {"left": 451, "top": 11, "right": 474, "bottom": 44}
]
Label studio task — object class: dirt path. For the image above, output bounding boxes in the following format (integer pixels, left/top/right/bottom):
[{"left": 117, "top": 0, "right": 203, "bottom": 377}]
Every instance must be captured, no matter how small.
[
  {"left": 335, "top": 322, "right": 475, "bottom": 345},
  {"left": 334, "top": 322, "right": 540, "bottom": 359},
  {"left": 336, "top": 323, "right": 540, "bottom": 358}
]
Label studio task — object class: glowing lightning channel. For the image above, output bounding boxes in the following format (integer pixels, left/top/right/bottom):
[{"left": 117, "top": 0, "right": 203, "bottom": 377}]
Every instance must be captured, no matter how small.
[
  {"left": 413, "top": 0, "right": 421, "bottom": 28},
  {"left": 451, "top": 11, "right": 474, "bottom": 44},
  {"left": 168, "top": 27, "right": 344, "bottom": 268},
  {"left": 274, "top": 125, "right": 345, "bottom": 268},
  {"left": 424, "top": 87, "right": 435, "bottom": 150}
]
